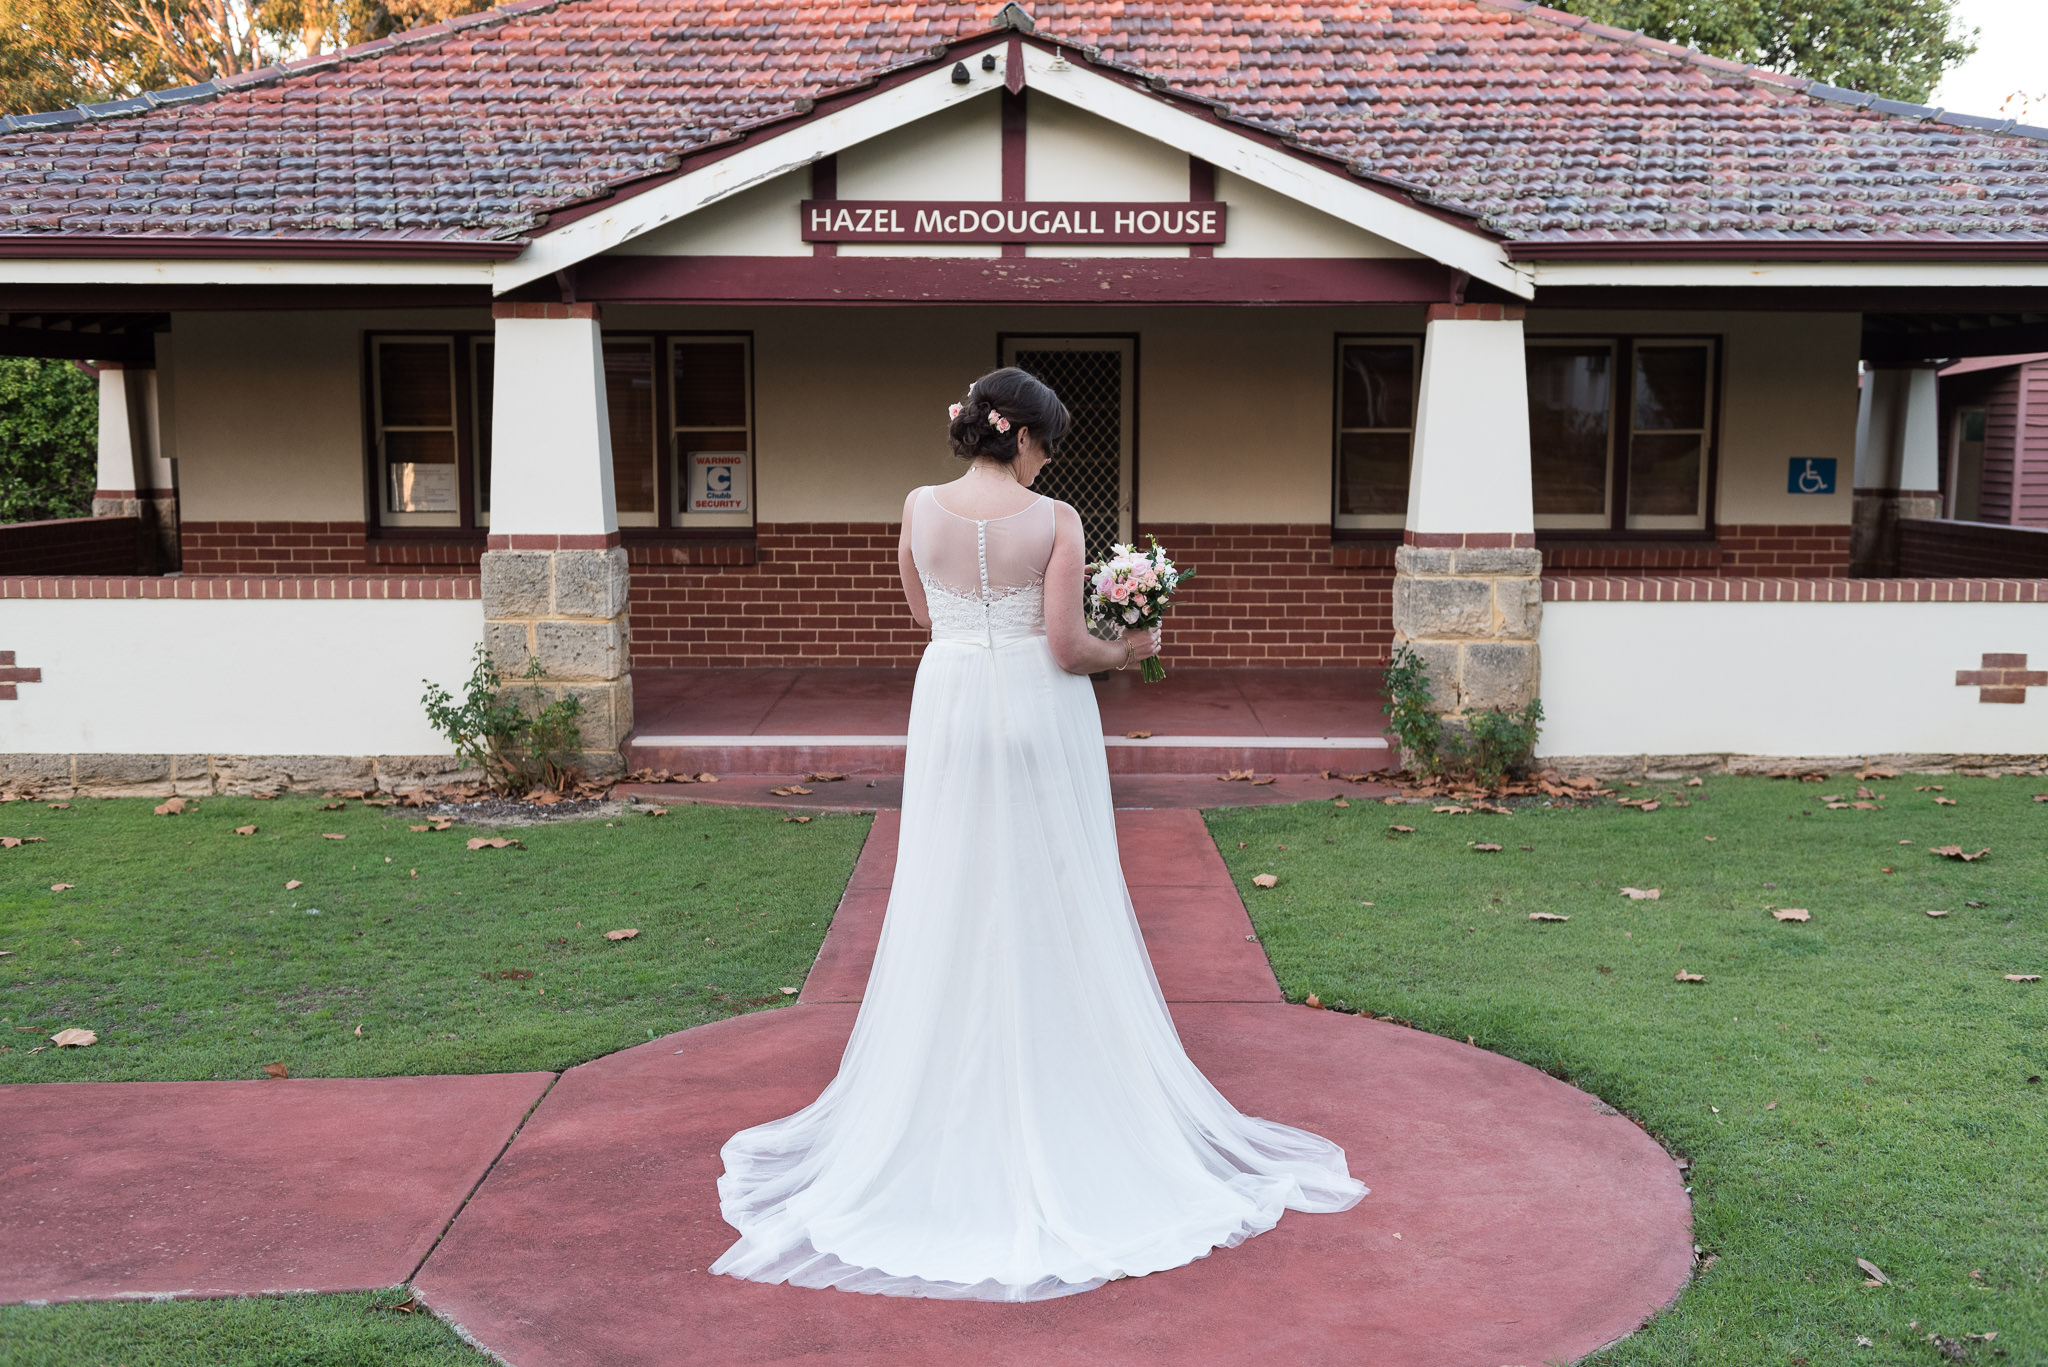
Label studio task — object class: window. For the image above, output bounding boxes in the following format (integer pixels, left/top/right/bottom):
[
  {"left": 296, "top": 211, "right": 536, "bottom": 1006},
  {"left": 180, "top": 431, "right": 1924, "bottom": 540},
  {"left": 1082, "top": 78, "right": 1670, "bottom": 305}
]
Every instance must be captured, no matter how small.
[
  {"left": 1527, "top": 337, "right": 1717, "bottom": 532},
  {"left": 670, "top": 336, "right": 753, "bottom": 529},
  {"left": 371, "top": 336, "right": 465, "bottom": 527},
  {"left": 1950, "top": 405, "right": 1986, "bottom": 521},
  {"left": 1332, "top": 337, "right": 1420, "bottom": 530},
  {"left": 367, "top": 330, "right": 754, "bottom": 536}
]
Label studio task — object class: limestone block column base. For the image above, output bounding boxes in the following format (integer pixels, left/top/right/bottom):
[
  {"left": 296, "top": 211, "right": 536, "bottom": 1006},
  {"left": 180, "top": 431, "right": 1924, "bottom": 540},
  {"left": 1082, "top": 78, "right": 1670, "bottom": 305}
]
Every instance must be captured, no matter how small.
[
  {"left": 481, "top": 543, "right": 633, "bottom": 777},
  {"left": 1390, "top": 539, "right": 1542, "bottom": 716}
]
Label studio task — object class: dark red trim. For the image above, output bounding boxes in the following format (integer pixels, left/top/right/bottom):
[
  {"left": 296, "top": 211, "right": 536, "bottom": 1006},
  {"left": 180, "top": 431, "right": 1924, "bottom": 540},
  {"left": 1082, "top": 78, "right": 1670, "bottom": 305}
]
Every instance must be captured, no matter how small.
[
  {"left": 810, "top": 154, "right": 837, "bottom": 259},
  {"left": 1426, "top": 302, "right": 1525, "bottom": 322},
  {"left": 0, "top": 234, "right": 520, "bottom": 260},
  {"left": 1189, "top": 158, "right": 1216, "bottom": 260},
  {"left": 492, "top": 301, "right": 600, "bottom": 320},
  {"left": 1001, "top": 84, "right": 1028, "bottom": 259},
  {"left": 0, "top": 323, "right": 154, "bottom": 362},
  {"left": 572, "top": 254, "right": 1458, "bottom": 304},
  {"left": 1510, "top": 238, "right": 2048, "bottom": 262},
  {"left": 0, "top": 285, "right": 491, "bottom": 311},
  {"left": 486, "top": 532, "right": 622, "bottom": 551}
]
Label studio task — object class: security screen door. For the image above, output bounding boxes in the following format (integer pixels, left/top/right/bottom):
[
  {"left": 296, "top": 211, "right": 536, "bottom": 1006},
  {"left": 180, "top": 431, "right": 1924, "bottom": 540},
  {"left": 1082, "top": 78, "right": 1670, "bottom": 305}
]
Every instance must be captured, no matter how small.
[{"left": 1001, "top": 337, "right": 1135, "bottom": 562}]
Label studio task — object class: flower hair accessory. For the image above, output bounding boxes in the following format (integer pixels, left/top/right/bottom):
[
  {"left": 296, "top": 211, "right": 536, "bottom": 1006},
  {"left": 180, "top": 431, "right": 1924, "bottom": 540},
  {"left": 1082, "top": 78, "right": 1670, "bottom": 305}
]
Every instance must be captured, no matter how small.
[
  {"left": 947, "top": 402, "right": 963, "bottom": 420},
  {"left": 986, "top": 409, "right": 1011, "bottom": 435}
]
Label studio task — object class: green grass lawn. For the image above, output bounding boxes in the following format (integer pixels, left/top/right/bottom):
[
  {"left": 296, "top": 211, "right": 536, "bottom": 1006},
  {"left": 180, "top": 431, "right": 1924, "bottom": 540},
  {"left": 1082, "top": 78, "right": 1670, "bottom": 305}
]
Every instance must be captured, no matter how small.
[
  {"left": 0, "top": 1290, "right": 489, "bottom": 1367},
  {"left": 1211, "top": 774, "right": 2047, "bottom": 1367},
  {"left": 0, "top": 795, "right": 870, "bottom": 1082}
]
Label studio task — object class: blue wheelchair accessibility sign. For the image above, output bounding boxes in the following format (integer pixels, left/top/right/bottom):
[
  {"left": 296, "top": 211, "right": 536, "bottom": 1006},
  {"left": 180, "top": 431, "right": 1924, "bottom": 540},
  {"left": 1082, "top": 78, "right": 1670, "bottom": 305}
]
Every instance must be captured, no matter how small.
[{"left": 1787, "top": 458, "right": 1836, "bottom": 495}]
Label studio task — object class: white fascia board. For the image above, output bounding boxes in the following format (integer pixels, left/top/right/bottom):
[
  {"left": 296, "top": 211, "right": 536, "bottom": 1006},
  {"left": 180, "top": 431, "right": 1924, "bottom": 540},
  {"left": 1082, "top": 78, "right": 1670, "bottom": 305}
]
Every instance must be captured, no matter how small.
[
  {"left": 495, "top": 65, "right": 1006, "bottom": 293},
  {"left": 0, "top": 259, "right": 496, "bottom": 286},
  {"left": 1529, "top": 260, "right": 2048, "bottom": 289},
  {"left": 1018, "top": 47, "right": 1531, "bottom": 298}
]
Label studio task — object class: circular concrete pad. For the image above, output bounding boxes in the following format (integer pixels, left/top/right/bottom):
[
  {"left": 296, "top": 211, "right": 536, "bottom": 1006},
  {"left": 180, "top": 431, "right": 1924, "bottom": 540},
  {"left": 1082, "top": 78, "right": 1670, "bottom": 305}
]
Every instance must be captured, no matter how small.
[{"left": 416, "top": 1003, "right": 1691, "bottom": 1367}]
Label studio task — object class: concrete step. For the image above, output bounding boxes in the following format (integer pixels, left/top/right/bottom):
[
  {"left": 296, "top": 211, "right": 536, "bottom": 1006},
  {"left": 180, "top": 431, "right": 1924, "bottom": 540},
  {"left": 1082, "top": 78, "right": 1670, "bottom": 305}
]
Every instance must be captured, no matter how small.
[{"left": 625, "top": 732, "right": 1391, "bottom": 778}]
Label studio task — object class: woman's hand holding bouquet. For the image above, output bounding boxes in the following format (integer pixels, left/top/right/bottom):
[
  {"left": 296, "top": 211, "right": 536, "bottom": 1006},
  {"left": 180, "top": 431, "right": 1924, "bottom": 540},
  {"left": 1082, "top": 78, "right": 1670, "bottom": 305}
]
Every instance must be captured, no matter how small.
[{"left": 1085, "top": 538, "right": 1193, "bottom": 683}]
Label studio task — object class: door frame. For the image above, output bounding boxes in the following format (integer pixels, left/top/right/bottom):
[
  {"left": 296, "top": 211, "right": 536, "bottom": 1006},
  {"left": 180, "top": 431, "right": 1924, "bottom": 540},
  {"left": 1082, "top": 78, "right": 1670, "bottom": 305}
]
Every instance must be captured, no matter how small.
[{"left": 997, "top": 332, "right": 1140, "bottom": 547}]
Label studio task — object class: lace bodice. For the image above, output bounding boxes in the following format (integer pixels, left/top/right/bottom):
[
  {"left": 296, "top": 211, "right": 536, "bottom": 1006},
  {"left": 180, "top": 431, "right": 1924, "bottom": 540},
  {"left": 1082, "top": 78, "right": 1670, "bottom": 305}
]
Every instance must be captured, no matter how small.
[{"left": 911, "top": 485, "right": 1053, "bottom": 646}]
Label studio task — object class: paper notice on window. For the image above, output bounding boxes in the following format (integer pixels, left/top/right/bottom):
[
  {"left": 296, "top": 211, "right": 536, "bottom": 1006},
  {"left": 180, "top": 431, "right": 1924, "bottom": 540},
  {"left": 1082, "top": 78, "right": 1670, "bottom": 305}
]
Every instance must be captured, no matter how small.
[
  {"left": 686, "top": 450, "right": 748, "bottom": 513},
  {"left": 390, "top": 462, "right": 458, "bottom": 513}
]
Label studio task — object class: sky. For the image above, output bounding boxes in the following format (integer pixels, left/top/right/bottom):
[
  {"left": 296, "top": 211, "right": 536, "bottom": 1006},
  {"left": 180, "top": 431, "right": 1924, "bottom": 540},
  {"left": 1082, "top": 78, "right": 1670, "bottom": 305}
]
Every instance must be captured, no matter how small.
[{"left": 1929, "top": 0, "right": 2048, "bottom": 121}]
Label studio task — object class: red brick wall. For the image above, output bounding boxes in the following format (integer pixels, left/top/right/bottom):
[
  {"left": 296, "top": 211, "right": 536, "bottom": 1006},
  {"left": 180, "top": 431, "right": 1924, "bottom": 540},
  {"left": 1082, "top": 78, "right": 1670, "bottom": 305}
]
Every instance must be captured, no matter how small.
[
  {"left": 628, "top": 524, "right": 926, "bottom": 668},
  {"left": 626, "top": 522, "right": 1398, "bottom": 668},
  {"left": 1538, "top": 524, "right": 1851, "bottom": 578},
  {"left": 1136, "top": 524, "right": 1394, "bottom": 666},
  {"left": 180, "top": 522, "right": 482, "bottom": 576}
]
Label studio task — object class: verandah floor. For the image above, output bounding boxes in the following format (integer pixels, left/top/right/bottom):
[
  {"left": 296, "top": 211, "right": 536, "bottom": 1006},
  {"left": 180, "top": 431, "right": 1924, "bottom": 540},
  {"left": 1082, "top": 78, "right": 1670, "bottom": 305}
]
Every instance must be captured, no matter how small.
[{"left": 625, "top": 666, "right": 1394, "bottom": 785}]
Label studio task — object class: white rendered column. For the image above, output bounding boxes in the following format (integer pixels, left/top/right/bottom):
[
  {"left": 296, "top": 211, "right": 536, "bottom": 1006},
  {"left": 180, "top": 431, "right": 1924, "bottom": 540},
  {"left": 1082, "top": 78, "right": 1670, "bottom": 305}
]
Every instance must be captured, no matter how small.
[
  {"left": 1391, "top": 304, "right": 1542, "bottom": 734},
  {"left": 92, "top": 362, "right": 142, "bottom": 518},
  {"left": 1851, "top": 364, "right": 1942, "bottom": 574},
  {"left": 480, "top": 302, "right": 631, "bottom": 777}
]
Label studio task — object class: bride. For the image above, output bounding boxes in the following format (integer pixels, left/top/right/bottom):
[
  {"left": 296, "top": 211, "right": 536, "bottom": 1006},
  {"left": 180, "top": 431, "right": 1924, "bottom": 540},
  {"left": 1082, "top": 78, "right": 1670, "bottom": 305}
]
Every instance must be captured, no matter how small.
[{"left": 709, "top": 367, "right": 1367, "bottom": 1301}]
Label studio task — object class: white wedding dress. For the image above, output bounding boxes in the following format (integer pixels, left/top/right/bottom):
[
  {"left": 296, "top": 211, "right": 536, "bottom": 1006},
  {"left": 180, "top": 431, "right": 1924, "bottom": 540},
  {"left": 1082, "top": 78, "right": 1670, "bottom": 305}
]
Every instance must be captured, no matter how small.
[{"left": 708, "top": 486, "right": 1367, "bottom": 1301}]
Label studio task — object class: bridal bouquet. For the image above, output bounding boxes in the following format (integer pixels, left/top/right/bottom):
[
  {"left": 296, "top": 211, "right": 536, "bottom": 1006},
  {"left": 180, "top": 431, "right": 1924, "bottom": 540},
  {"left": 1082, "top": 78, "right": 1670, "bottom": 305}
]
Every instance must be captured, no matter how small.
[{"left": 1085, "top": 538, "right": 1193, "bottom": 683}]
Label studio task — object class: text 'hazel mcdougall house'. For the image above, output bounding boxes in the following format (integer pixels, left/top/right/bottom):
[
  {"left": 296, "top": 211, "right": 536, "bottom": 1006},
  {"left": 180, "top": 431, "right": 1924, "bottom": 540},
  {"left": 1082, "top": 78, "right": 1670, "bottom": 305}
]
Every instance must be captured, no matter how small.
[{"left": 1, "top": 0, "right": 2045, "bottom": 789}]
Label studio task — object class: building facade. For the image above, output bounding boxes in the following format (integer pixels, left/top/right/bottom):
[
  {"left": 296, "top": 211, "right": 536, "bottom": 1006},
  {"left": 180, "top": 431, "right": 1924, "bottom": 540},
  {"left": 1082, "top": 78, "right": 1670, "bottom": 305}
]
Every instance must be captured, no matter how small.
[{"left": 3, "top": 1, "right": 2046, "bottom": 783}]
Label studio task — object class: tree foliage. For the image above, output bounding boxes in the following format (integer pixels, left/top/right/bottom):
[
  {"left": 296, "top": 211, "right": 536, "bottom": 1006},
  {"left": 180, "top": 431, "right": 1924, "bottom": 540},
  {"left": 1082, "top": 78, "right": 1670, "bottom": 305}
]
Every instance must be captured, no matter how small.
[
  {"left": 1554, "top": 0, "right": 1976, "bottom": 105},
  {"left": 0, "top": 358, "right": 97, "bottom": 524},
  {"left": 0, "top": 0, "right": 495, "bottom": 114}
]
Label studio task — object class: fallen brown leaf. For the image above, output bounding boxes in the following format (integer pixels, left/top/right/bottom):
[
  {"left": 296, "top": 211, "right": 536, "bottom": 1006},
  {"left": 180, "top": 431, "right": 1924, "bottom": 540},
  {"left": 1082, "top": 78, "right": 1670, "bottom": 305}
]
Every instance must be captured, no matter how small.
[
  {"left": 50, "top": 1028, "right": 96, "bottom": 1047},
  {"left": 49, "top": 882, "right": 73, "bottom": 891},
  {"left": 321, "top": 833, "right": 345, "bottom": 841},
  {"left": 154, "top": 797, "right": 186, "bottom": 816},
  {"left": 1674, "top": 970, "right": 1706, "bottom": 983},
  {"left": 768, "top": 785, "right": 813, "bottom": 797},
  {"left": 319, "top": 801, "right": 345, "bottom": 811},
  {"left": 694, "top": 773, "right": 719, "bottom": 784},
  {"left": 1251, "top": 874, "right": 1279, "bottom": 888},
  {"left": 1926, "top": 908, "right": 1951, "bottom": 918},
  {"left": 604, "top": 928, "right": 640, "bottom": 941},
  {"left": 1331, "top": 798, "right": 1350, "bottom": 808},
  {"left": 783, "top": 815, "right": 812, "bottom": 823},
  {"left": 1220, "top": 769, "right": 1256, "bottom": 782},
  {"left": 285, "top": 879, "right": 303, "bottom": 890},
  {"left": 1529, "top": 912, "right": 1569, "bottom": 921},
  {"left": 1304, "top": 992, "right": 1324, "bottom": 1009},
  {"left": 465, "top": 837, "right": 523, "bottom": 850},
  {"left": 1933, "top": 796, "right": 1957, "bottom": 806},
  {"left": 47, "top": 802, "right": 69, "bottom": 809},
  {"left": 1856, "top": 1257, "right": 1890, "bottom": 1285},
  {"left": 804, "top": 772, "right": 849, "bottom": 782},
  {"left": 1685, "top": 777, "right": 1703, "bottom": 786},
  {"left": 262, "top": 1062, "right": 289, "bottom": 1079},
  {"left": 780, "top": 987, "right": 799, "bottom": 996},
  {"left": 1388, "top": 824, "right": 1415, "bottom": 834},
  {"left": 1772, "top": 908, "right": 1812, "bottom": 922},
  {"left": 1432, "top": 805, "right": 1469, "bottom": 815},
  {"left": 1124, "top": 731, "right": 1152, "bottom": 740},
  {"left": 1858, "top": 768, "right": 1898, "bottom": 780},
  {"left": 1930, "top": 845, "right": 1989, "bottom": 862},
  {"left": 354, "top": 1024, "right": 363, "bottom": 1037},
  {"left": 1619, "top": 887, "right": 1662, "bottom": 900},
  {"left": 2006, "top": 974, "right": 2041, "bottom": 983},
  {"left": 1470, "top": 843, "right": 1503, "bottom": 852},
  {"left": 643, "top": 807, "right": 667, "bottom": 817},
  {"left": 234, "top": 825, "right": 257, "bottom": 836},
  {"left": 1249, "top": 776, "right": 1276, "bottom": 786},
  {"left": 1916, "top": 784, "right": 1944, "bottom": 792},
  {"left": 1765, "top": 1101, "right": 1778, "bottom": 1110}
]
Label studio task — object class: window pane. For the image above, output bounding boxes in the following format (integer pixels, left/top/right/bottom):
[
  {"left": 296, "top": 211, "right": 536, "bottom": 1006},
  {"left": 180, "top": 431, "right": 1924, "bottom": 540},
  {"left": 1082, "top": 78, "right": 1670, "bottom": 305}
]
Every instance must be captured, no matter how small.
[
  {"left": 604, "top": 341, "right": 657, "bottom": 514},
  {"left": 673, "top": 342, "right": 747, "bottom": 427},
  {"left": 378, "top": 342, "right": 454, "bottom": 427},
  {"left": 1527, "top": 345, "right": 1611, "bottom": 517},
  {"left": 1633, "top": 346, "right": 1708, "bottom": 431},
  {"left": 1337, "top": 432, "right": 1409, "bottom": 516},
  {"left": 1340, "top": 345, "right": 1414, "bottom": 429},
  {"left": 677, "top": 430, "right": 749, "bottom": 455},
  {"left": 385, "top": 430, "right": 458, "bottom": 512},
  {"left": 1627, "top": 433, "right": 1703, "bottom": 517},
  {"left": 472, "top": 340, "right": 493, "bottom": 515}
]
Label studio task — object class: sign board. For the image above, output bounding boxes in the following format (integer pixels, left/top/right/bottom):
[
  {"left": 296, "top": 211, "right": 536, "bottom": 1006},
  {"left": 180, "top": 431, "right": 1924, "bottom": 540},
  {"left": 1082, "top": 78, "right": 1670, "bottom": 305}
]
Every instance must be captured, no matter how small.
[
  {"left": 685, "top": 448, "right": 748, "bottom": 514},
  {"left": 800, "top": 200, "right": 1227, "bottom": 245},
  {"left": 389, "top": 461, "right": 458, "bottom": 513},
  {"left": 1787, "top": 458, "right": 1837, "bottom": 495}
]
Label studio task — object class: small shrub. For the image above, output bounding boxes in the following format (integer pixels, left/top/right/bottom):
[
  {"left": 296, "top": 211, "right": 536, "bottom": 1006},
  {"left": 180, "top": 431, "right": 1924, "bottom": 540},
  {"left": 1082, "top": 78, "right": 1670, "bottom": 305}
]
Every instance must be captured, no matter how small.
[
  {"left": 422, "top": 646, "right": 585, "bottom": 792},
  {"left": 1380, "top": 645, "right": 1543, "bottom": 788},
  {"left": 1381, "top": 644, "right": 1440, "bottom": 774}
]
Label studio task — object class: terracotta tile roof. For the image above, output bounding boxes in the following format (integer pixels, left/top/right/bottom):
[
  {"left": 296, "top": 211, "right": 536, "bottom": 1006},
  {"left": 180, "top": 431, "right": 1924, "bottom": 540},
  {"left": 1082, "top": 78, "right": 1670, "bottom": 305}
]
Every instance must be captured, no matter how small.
[{"left": 3, "top": 0, "right": 2046, "bottom": 250}]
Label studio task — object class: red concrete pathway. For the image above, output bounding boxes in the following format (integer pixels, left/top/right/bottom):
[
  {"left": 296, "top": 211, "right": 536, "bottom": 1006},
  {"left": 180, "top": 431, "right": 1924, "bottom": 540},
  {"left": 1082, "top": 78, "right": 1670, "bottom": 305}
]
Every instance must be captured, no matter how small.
[
  {"left": 0, "top": 1073, "right": 552, "bottom": 1303},
  {"left": 415, "top": 812, "right": 1695, "bottom": 1367}
]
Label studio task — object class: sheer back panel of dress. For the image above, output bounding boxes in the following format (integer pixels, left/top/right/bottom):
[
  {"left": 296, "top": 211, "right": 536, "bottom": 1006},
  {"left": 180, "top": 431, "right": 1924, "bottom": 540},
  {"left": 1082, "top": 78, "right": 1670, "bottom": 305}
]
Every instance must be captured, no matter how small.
[{"left": 911, "top": 485, "right": 1055, "bottom": 600}]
